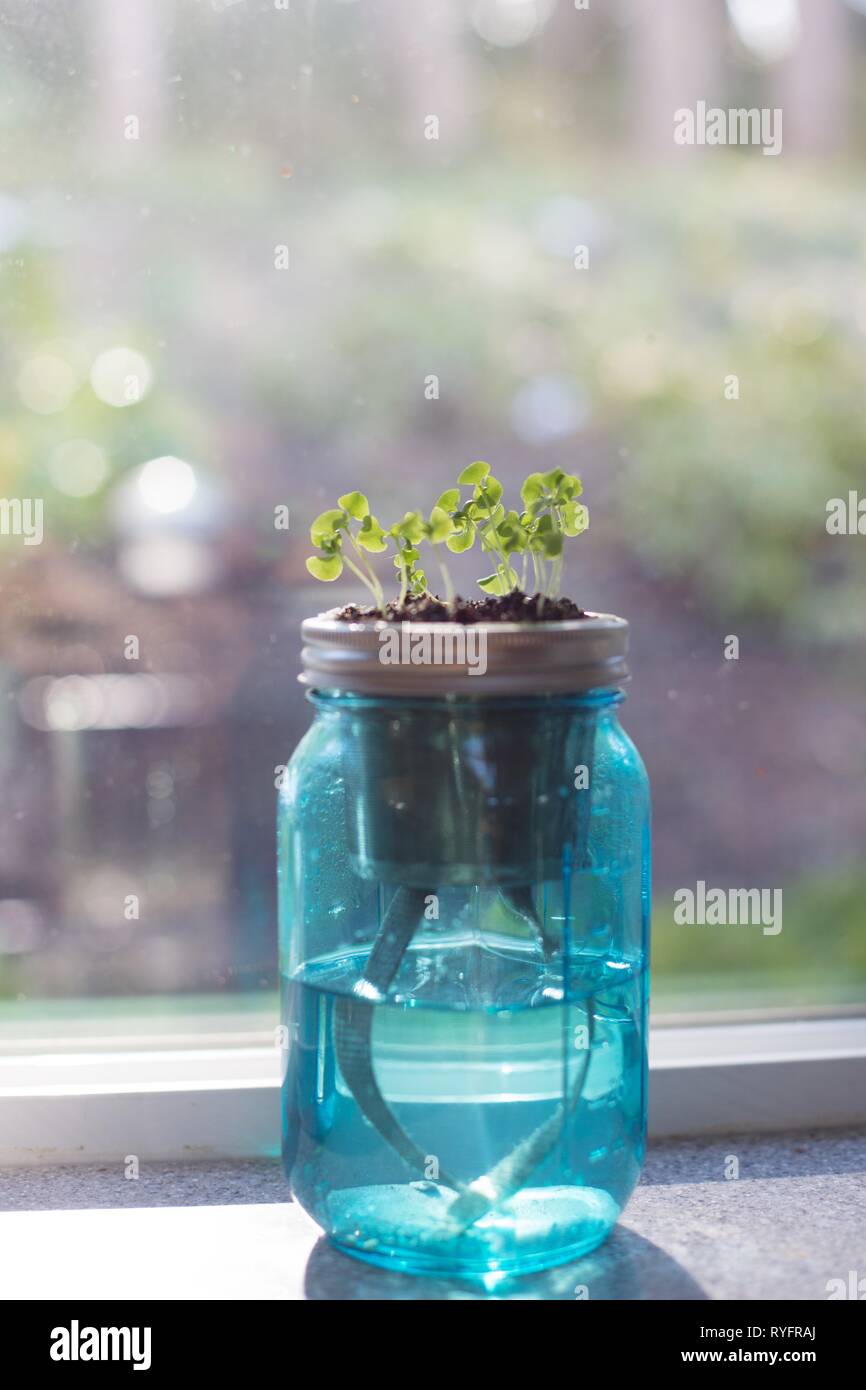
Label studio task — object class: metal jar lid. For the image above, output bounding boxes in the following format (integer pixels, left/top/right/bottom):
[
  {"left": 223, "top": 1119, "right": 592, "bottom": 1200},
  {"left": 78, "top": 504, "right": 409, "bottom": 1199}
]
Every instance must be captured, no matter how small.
[{"left": 300, "top": 609, "right": 629, "bottom": 697}]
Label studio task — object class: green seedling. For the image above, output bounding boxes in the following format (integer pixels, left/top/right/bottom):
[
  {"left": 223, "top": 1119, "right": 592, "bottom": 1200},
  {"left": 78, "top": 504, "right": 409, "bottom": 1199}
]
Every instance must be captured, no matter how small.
[
  {"left": 441, "top": 462, "right": 518, "bottom": 597},
  {"left": 306, "top": 491, "right": 388, "bottom": 610},
  {"left": 520, "top": 468, "right": 588, "bottom": 603},
  {"left": 388, "top": 510, "right": 428, "bottom": 608}
]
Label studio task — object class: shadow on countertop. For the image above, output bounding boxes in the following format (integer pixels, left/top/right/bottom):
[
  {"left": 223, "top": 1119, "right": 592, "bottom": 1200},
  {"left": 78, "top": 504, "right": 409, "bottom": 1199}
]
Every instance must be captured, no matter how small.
[{"left": 303, "top": 1226, "right": 707, "bottom": 1301}]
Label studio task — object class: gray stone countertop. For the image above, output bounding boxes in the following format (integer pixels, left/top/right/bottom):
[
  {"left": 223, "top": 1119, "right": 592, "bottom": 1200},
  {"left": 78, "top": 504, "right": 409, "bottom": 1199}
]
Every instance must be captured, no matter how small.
[{"left": 1, "top": 1128, "right": 863, "bottom": 1300}]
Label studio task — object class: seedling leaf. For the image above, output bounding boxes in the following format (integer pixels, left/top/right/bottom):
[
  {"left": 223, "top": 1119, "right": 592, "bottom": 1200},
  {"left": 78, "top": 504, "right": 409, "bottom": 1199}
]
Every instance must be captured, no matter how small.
[
  {"left": 338, "top": 491, "right": 370, "bottom": 520},
  {"left": 458, "top": 461, "right": 490, "bottom": 486},
  {"left": 306, "top": 554, "right": 343, "bottom": 582}
]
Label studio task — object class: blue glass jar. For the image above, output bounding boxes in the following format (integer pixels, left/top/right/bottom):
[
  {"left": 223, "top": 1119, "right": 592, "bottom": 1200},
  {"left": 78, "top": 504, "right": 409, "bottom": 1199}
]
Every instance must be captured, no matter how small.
[{"left": 279, "top": 615, "right": 650, "bottom": 1279}]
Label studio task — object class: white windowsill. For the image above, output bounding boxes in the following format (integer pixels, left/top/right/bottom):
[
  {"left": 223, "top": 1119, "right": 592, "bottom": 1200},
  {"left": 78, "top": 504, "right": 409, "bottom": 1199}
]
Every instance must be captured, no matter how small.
[{"left": 1, "top": 1017, "right": 864, "bottom": 1164}]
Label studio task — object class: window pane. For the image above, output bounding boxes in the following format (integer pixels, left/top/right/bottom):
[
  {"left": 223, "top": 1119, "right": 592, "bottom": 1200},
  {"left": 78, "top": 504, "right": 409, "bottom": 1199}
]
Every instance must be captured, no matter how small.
[{"left": 0, "top": 0, "right": 863, "bottom": 1027}]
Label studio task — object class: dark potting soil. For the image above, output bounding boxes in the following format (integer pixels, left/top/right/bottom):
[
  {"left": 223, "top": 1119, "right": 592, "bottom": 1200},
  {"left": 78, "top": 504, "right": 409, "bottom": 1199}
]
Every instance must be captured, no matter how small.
[{"left": 333, "top": 590, "right": 587, "bottom": 625}]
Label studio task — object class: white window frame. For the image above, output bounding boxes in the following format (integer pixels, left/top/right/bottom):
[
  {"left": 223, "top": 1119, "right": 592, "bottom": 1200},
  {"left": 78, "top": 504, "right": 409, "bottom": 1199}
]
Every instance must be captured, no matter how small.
[{"left": 1, "top": 1014, "right": 864, "bottom": 1164}]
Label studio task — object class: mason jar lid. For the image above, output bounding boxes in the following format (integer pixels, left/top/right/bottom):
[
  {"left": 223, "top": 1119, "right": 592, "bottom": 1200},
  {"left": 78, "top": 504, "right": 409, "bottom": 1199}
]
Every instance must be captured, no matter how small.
[{"left": 300, "top": 610, "right": 629, "bottom": 697}]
